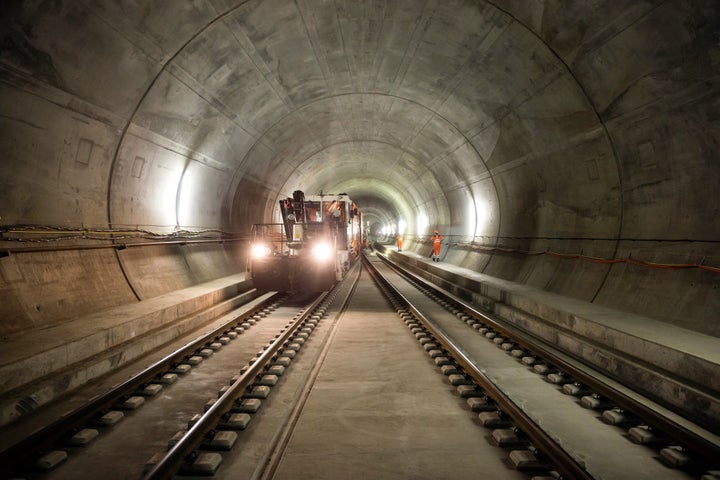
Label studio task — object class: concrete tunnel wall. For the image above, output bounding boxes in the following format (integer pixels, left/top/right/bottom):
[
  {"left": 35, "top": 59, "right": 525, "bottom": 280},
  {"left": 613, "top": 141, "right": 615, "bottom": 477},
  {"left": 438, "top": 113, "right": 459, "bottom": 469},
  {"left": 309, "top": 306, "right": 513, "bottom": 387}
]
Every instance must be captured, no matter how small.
[{"left": 0, "top": 1, "right": 718, "bottom": 339}]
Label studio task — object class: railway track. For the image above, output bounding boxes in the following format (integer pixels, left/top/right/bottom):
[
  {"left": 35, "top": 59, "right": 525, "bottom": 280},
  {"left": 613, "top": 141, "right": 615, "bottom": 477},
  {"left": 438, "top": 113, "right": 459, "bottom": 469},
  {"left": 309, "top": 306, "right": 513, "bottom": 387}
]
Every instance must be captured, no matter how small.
[
  {"left": 0, "top": 288, "right": 330, "bottom": 479},
  {"left": 2, "top": 252, "right": 719, "bottom": 479},
  {"left": 367, "top": 251, "right": 720, "bottom": 480}
]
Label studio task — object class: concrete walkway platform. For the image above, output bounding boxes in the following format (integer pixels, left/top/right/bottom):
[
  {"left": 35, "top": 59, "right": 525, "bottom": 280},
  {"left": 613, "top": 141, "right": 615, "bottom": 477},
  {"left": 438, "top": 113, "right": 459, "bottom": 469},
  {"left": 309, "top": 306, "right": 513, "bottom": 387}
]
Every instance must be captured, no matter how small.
[{"left": 0, "top": 273, "right": 253, "bottom": 427}]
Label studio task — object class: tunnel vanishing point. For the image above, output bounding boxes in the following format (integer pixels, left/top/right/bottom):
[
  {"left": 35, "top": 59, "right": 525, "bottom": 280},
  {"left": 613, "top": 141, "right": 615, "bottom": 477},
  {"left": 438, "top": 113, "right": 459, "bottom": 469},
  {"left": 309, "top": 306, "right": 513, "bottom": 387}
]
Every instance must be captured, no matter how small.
[{"left": 0, "top": 1, "right": 718, "bottom": 430}]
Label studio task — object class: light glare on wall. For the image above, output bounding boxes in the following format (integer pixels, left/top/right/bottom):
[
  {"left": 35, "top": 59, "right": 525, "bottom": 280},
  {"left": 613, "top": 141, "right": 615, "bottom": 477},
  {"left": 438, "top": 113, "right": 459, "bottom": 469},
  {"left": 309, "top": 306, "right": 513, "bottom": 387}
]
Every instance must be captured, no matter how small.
[
  {"left": 159, "top": 167, "right": 183, "bottom": 228},
  {"left": 177, "top": 167, "right": 197, "bottom": 228},
  {"left": 397, "top": 218, "right": 406, "bottom": 235},
  {"left": 474, "top": 197, "right": 489, "bottom": 237},
  {"left": 416, "top": 212, "right": 428, "bottom": 235}
]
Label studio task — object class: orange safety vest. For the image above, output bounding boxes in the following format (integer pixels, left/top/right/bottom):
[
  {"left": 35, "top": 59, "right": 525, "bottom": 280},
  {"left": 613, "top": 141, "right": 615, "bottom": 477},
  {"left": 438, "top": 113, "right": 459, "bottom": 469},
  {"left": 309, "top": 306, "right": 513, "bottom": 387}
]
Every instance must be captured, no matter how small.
[{"left": 432, "top": 234, "right": 444, "bottom": 255}]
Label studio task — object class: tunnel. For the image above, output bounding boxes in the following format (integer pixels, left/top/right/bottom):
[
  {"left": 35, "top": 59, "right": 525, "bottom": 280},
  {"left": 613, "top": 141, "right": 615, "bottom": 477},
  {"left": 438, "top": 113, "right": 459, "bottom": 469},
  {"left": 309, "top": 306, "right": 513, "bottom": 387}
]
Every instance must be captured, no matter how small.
[{"left": 0, "top": 0, "right": 719, "bottom": 445}]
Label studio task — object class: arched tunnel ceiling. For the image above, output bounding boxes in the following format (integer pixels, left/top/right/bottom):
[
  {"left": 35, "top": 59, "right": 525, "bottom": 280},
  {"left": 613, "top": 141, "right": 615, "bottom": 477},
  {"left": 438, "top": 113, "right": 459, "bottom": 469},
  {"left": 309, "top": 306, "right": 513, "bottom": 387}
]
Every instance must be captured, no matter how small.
[
  {"left": 1, "top": 0, "right": 718, "bottom": 332},
  {"left": 2, "top": 0, "right": 716, "bottom": 245},
  {"left": 115, "top": 0, "right": 617, "bottom": 240}
]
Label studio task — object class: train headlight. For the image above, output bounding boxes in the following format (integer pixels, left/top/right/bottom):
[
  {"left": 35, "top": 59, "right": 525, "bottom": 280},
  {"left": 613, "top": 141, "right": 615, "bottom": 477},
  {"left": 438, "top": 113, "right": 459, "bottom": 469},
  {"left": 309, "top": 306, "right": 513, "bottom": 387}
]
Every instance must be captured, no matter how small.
[
  {"left": 311, "top": 242, "right": 333, "bottom": 261},
  {"left": 251, "top": 243, "right": 272, "bottom": 258}
]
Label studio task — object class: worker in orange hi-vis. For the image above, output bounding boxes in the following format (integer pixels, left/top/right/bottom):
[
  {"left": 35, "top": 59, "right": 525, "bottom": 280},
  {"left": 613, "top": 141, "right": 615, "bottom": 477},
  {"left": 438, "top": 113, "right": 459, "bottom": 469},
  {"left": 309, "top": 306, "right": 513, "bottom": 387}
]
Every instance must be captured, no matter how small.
[
  {"left": 396, "top": 234, "right": 403, "bottom": 252},
  {"left": 431, "top": 229, "right": 444, "bottom": 262}
]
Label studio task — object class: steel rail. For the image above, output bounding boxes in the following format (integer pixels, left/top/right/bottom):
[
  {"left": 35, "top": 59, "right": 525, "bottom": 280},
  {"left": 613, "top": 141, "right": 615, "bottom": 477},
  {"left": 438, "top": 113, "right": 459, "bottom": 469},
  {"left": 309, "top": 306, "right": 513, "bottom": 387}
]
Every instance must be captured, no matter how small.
[
  {"left": 142, "top": 291, "right": 329, "bottom": 479},
  {"left": 0, "top": 291, "right": 281, "bottom": 478},
  {"left": 376, "top": 252, "right": 720, "bottom": 463},
  {"left": 363, "top": 254, "right": 594, "bottom": 480}
]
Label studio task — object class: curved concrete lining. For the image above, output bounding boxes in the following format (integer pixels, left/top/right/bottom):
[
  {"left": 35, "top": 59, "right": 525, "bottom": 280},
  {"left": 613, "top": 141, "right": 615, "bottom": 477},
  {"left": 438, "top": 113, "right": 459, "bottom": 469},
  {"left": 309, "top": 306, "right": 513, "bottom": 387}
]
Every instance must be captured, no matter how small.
[{"left": 0, "top": 2, "right": 718, "bottom": 351}]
